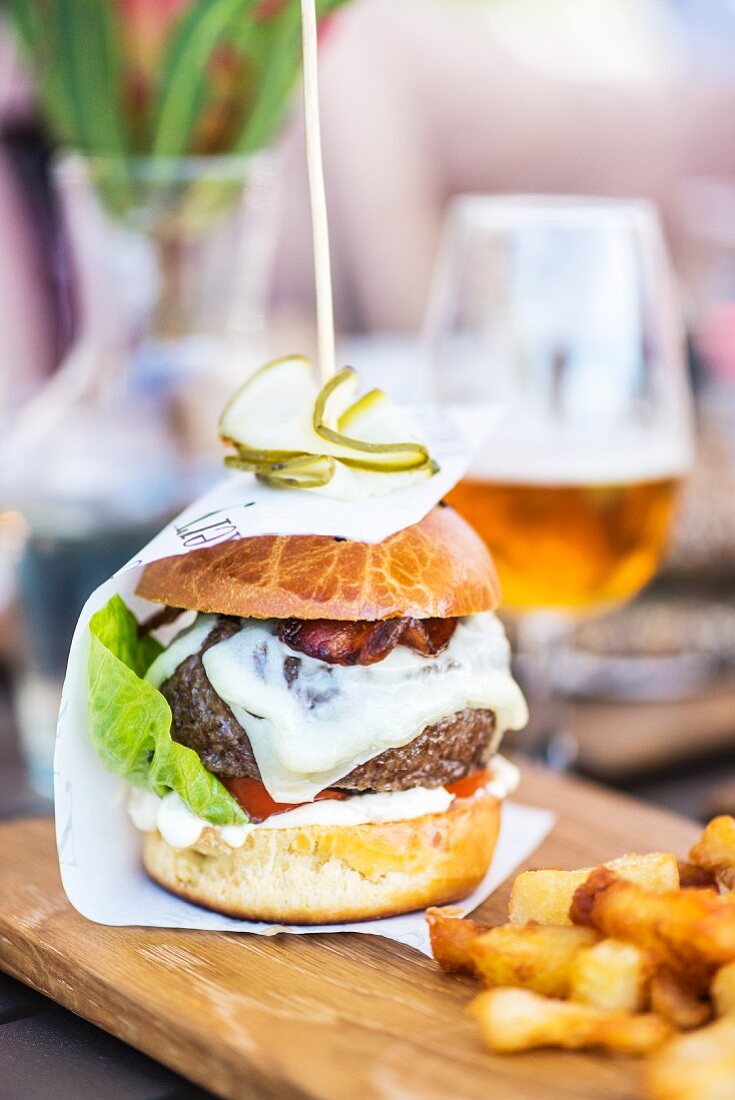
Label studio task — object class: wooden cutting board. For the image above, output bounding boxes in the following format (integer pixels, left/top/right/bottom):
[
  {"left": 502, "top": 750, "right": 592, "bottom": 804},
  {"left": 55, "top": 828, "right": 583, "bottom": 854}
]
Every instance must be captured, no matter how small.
[{"left": 0, "top": 763, "right": 700, "bottom": 1100}]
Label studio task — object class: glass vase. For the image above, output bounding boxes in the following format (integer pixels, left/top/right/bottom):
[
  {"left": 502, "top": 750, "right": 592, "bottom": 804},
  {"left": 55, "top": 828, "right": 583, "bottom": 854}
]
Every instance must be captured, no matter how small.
[{"left": 0, "top": 152, "right": 280, "bottom": 795}]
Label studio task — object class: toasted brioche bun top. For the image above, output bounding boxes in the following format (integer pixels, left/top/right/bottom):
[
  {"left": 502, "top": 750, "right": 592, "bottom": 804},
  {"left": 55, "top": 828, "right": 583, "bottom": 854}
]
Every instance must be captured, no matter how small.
[{"left": 136, "top": 504, "right": 500, "bottom": 621}]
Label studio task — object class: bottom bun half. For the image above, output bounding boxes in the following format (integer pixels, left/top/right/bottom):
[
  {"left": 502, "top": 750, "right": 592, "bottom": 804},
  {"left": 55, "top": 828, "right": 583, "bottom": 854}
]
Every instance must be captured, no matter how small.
[{"left": 142, "top": 791, "right": 502, "bottom": 924}]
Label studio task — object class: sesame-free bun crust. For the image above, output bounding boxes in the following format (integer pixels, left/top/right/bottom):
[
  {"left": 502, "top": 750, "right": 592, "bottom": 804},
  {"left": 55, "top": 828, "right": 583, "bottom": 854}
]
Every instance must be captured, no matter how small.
[
  {"left": 136, "top": 505, "right": 500, "bottom": 621},
  {"left": 142, "top": 792, "right": 501, "bottom": 924}
]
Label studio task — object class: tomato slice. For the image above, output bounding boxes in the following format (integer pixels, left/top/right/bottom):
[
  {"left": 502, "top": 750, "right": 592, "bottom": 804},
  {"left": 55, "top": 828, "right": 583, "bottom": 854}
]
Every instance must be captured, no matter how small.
[
  {"left": 223, "top": 776, "right": 347, "bottom": 823},
  {"left": 445, "top": 769, "right": 491, "bottom": 800},
  {"left": 225, "top": 768, "right": 491, "bottom": 823}
]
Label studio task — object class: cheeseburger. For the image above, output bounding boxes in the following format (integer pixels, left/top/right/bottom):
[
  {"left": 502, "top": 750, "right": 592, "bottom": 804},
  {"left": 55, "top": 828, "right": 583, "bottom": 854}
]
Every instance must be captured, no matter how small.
[{"left": 110, "top": 503, "right": 528, "bottom": 924}]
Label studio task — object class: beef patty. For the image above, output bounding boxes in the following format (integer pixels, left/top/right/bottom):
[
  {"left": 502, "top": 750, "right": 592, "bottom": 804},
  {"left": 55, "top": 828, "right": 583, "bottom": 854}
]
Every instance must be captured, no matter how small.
[{"left": 161, "top": 617, "right": 496, "bottom": 792}]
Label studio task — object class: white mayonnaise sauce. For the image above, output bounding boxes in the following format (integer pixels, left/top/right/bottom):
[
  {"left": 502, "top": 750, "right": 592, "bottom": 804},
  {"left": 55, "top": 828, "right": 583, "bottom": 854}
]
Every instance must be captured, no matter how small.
[
  {"left": 484, "top": 755, "right": 520, "bottom": 800},
  {"left": 127, "top": 754, "right": 521, "bottom": 851},
  {"left": 202, "top": 612, "right": 528, "bottom": 801}
]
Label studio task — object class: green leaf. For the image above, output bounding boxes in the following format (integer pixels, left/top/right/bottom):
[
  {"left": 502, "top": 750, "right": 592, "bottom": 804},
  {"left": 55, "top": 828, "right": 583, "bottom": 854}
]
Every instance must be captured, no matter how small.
[
  {"left": 89, "top": 595, "right": 162, "bottom": 678},
  {"left": 234, "top": 5, "right": 301, "bottom": 154},
  {"left": 5, "top": 0, "right": 41, "bottom": 55},
  {"left": 7, "top": 0, "right": 355, "bottom": 174},
  {"left": 10, "top": 0, "right": 129, "bottom": 156},
  {"left": 7, "top": 0, "right": 75, "bottom": 143},
  {"left": 152, "top": 0, "right": 256, "bottom": 158},
  {"left": 88, "top": 596, "right": 247, "bottom": 826},
  {"left": 235, "top": 0, "right": 352, "bottom": 154}
]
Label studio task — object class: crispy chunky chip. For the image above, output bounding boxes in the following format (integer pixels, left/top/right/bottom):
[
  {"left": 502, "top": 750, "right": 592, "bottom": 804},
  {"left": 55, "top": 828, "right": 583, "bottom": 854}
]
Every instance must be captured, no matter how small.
[
  {"left": 711, "top": 960, "right": 735, "bottom": 1017},
  {"left": 677, "top": 860, "right": 718, "bottom": 890},
  {"left": 426, "top": 907, "right": 486, "bottom": 976},
  {"left": 508, "top": 853, "right": 679, "bottom": 926},
  {"left": 569, "top": 938, "right": 651, "bottom": 1013},
  {"left": 689, "top": 816, "right": 735, "bottom": 891},
  {"left": 432, "top": 848, "right": 735, "bottom": 1082},
  {"left": 570, "top": 869, "right": 735, "bottom": 990},
  {"left": 468, "top": 924, "right": 598, "bottom": 997},
  {"left": 649, "top": 969, "right": 712, "bottom": 1030},
  {"left": 643, "top": 1016, "right": 735, "bottom": 1099},
  {"left": 469, "top": 988, "right": 671, "bottom": 1055}
]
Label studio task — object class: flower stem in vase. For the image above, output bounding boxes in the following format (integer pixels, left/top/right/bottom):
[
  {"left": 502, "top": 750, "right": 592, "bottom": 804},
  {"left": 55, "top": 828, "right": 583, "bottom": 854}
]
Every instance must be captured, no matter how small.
[{"left": 152, "top": 225, "right": 196, "bottom": 341}]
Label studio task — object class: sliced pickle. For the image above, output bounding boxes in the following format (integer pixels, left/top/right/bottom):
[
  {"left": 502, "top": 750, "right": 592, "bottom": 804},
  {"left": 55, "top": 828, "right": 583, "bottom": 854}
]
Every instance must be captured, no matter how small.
[
  {"left": 341, "top": 389, "right": 442, "bottom": 479},
  {"left": 218, "top": 357, "right": 438, "bottom": 491},
  {"left": 259, "top": 472, "right": 333, "bottom": 489},
  {"left": 313, "top": 369, "right": 429, "bottom": 471},
  {"left": 306, "top": 454, "right": 437, "bottom": 499},
  {"left": 262, "top": 453, "right": 330, "bottom": 473},
  {"left": 231, "top": 445, "right": 312, "bottom": 465},
  {"left": 316, "top": 366, "right": 361, "bottom": 426},
  {"left": 218, "top": 355, "right": 317, "bottom": 457},
  {"left": 338, "top": 388, "right": 392, "bottom": 434},
  {"left": 257, "top": 454, "right": 335, "bottom": 490},
  {"left": 338, "top": 386, "right": 424, "bottom": 444},
  {"left": 224, "top": 452, "right": 311, "bottom": 473},
  {"left": 338, "top": 454, "right": 440, "bottom": 473},
  {"left": 224, "top": 455, "right": 260, "bottom": 472},
  {"left": 227, "top": 452, "right": 335, "bottom": 488},
  {"left": 338, "top": 390, "right": 437, "bottom": 464},
  {"left": 232, "top": 446, "right": 310, "bottom": 464}
]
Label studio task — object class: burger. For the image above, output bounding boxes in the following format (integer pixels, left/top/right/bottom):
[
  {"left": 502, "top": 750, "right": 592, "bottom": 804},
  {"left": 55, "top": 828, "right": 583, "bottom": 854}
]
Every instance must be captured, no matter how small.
[{"left": 100, "top": 502, "right": 527, "bottom": 924}]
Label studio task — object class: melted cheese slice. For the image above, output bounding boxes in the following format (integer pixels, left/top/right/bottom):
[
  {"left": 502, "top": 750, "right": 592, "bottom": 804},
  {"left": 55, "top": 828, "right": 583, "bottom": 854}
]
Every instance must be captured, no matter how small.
[
  {"left": 145, "top": 614, "right": 218, "bottom": 689},
  {"left": 202, "top": 612, "right": 528, "bottom": 801}
]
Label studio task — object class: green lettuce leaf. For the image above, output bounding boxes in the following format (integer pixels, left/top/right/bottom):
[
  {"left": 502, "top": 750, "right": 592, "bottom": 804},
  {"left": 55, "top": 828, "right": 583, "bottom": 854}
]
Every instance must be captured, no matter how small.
[{"left": 87, "top": 595, "right": 247, "bottom": 826}]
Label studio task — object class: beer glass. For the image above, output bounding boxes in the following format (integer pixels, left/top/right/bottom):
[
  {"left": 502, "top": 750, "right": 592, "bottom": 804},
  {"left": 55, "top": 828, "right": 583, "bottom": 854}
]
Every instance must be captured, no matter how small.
[{"left": 425, "top": 196, "right": 694, "bottom": 766}]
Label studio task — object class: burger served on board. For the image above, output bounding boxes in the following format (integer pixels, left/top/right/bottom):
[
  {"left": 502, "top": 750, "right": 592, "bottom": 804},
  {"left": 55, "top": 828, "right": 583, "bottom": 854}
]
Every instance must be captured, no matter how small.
[{"left": 86, "top": 360, "right": 528, "bottom": 924}]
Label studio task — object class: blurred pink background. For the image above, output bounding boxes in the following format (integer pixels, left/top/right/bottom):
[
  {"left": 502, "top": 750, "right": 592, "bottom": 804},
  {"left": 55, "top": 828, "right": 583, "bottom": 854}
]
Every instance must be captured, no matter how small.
[{"left": 5, "top": 0, "right": 735, "bottom": 376}]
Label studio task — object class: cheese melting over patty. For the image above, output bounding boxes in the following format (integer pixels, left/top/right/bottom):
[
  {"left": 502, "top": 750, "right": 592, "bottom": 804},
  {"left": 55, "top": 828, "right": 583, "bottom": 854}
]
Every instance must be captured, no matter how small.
[{"left": 148, "top": 611, "right": 527, "bottom": 802}]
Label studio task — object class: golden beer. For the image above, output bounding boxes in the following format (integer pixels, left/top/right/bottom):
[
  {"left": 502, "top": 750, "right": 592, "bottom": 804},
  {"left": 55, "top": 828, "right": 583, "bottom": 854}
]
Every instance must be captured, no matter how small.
[{"left": 447, "top": 476, "right": 680, "bottom": 613}]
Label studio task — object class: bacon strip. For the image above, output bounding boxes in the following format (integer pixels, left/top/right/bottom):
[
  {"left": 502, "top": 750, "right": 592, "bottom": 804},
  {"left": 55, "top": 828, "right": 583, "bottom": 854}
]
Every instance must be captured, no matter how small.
[{"left": 277, "top": 616, "right": 458, "bottom": 666}]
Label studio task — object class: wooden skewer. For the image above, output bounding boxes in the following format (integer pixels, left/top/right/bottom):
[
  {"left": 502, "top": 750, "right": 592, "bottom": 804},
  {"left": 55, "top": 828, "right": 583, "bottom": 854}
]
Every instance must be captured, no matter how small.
[{"left": 300, "top": 0, "right": 336, "bottom": 386}]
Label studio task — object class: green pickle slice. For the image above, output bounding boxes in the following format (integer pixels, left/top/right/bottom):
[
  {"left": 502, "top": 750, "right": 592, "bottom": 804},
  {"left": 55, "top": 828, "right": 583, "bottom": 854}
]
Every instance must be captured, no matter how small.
[
  {"left": 218, "top": 355, "right": 316, "bottom": 461},
  {"left": 257, "top": 454, "right": 335, "bottom": 489},
  {"left": 218, "top": 356, "right": 437, "bottom": 487},
  {"left": 313, "top": 369, "right": 429, "bottom": 471},
  {"left": 338, "top": 388, "right": 385, "bottom": 431}
]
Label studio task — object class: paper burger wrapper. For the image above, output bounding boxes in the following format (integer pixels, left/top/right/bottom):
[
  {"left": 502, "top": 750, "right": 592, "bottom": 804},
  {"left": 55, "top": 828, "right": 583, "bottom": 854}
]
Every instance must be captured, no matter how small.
[{"left": 54, "top": 401, "right": 555, "bottom": 950}]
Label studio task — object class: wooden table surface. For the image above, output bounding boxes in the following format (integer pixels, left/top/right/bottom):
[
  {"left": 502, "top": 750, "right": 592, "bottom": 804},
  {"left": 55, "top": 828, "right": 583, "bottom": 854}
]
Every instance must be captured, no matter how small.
[{"left": 0, "top": 763, "right": 700, "bottom": 1100}]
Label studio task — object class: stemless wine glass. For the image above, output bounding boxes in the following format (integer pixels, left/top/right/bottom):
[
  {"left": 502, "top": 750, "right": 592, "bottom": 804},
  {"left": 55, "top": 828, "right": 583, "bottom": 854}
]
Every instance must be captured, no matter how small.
[{"left": 424, "top": 195, "right": 694, "bottom": 768}]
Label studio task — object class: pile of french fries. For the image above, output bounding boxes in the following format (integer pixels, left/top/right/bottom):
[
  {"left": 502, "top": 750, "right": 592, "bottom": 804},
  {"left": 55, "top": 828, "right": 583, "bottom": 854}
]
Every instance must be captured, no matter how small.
[{"left": 427, "top": 815, "right": 735, "bottom": 1099}]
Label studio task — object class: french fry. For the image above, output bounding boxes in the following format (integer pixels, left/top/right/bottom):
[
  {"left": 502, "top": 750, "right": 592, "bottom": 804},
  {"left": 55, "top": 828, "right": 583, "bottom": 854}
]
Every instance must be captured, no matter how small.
[
  {"left": 570, "top": 869, "right": 735, "bottom": 989},
  {"left": 649, "top": 969, "right": 712, "bottom": 1030},
  {"left": 508, "top": 853, "right": 679, "bottom": 926},
  {"left": 469, "top": 988, "right": 671, "bottom": 1055},
  {"left": 569, "top": 938, "right": 650, "bottom": 1013},
  {"left": 643, "top": 1016, "right": 735, "bottom": 1099},
  {"left": 689, "top": 816, "right": 735, "bottom": 891},
  {"left": 711, "top": 961, "right": 735, "bottom": 1016},
  {"left": 677, "top": 860, "right": 718, "bottom": 890},
  {"left": 426, "top": 907, "right": 486, "bottom": 975},
  {"left": 468, "top": 923, "right": 598, "bottom": 997}
]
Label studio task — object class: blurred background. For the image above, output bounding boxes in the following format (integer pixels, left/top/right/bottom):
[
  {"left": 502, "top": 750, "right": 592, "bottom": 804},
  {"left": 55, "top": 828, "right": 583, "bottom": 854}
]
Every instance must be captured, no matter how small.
[{"left": 0, "top": 0, "right": 734, "bottom": 823}]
